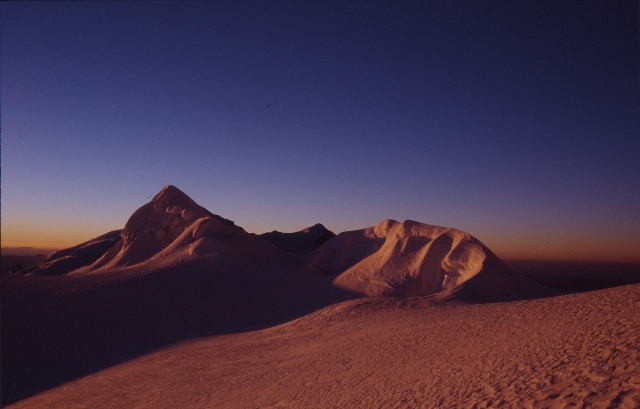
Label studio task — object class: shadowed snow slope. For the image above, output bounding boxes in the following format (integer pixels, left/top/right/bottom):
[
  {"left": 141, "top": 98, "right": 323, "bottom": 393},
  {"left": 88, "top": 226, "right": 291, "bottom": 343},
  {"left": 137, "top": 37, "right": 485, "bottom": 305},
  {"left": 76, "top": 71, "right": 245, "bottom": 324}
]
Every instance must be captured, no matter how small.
[{"left": 9, "top": 283, "right": 637, "bottom": 409}]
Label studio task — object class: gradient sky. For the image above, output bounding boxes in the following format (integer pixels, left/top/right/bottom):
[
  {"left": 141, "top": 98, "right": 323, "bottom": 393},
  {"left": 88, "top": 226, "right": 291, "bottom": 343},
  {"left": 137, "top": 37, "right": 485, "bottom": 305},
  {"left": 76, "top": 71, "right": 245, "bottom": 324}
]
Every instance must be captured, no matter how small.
[{"left": 2, "top": 1, "right": 639, "bottom": 262}]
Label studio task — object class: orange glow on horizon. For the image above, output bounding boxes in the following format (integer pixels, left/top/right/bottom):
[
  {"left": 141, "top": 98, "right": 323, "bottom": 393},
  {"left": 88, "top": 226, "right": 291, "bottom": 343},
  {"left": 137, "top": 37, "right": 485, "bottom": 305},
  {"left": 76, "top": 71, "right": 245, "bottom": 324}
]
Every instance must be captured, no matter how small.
[
  {"left": 1, "top": 224, "right": 121, "bottom": 251},
  {"left": 3, "top": 229, "right": 640, "bottom": 263},
  {"left": 489, "top": 238, "right": 640, "bottom": 263}
]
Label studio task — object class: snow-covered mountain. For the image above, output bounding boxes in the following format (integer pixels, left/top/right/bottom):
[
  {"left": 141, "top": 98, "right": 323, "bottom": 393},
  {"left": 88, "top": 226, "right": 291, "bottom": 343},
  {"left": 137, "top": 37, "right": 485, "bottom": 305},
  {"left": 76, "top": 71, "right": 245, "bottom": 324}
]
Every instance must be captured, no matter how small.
[{"left": 20, "top": 185, "right": 548, "bottom": 301}]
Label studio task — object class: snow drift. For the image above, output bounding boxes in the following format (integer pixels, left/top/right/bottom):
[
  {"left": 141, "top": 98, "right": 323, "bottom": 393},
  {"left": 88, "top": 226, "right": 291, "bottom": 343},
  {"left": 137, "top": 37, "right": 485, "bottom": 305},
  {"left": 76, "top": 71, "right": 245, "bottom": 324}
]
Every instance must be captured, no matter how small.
[{"left": 305, "top": 219, "right": 487, "bottom": 297}]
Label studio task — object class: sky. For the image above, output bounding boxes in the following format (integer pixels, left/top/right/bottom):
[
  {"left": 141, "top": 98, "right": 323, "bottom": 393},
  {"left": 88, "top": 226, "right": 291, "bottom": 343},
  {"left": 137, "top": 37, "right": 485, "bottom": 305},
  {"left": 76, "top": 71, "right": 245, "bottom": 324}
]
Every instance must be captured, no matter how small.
[{"left": 1, "top": 1, "right": 639, "bottom": 262}]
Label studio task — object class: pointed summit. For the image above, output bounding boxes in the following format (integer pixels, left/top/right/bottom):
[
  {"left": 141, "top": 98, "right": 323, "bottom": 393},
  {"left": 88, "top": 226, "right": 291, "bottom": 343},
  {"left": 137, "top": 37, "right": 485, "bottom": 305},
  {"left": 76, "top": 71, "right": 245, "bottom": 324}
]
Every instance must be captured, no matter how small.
[
  {"left": 83, "top": 185, "right": 236, "bottom": 271},
  {"left": 122, "top": 185, "right": 233, "bottom": 243}
]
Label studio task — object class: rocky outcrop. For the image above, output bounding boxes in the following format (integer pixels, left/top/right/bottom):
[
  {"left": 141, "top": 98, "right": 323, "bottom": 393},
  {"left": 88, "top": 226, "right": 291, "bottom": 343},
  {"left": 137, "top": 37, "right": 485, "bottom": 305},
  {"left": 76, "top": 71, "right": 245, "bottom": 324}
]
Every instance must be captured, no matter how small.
[{"left": 259, "top": 223, "right": 336, "bottom": 254}]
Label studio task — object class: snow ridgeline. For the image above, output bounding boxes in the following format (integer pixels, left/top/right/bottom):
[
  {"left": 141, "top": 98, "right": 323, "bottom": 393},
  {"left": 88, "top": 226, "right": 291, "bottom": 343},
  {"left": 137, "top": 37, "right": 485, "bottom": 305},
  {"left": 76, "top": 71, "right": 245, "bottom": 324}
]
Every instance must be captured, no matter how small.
[{"left": 19, "top": 185, "right": 524, "bottom": 299}]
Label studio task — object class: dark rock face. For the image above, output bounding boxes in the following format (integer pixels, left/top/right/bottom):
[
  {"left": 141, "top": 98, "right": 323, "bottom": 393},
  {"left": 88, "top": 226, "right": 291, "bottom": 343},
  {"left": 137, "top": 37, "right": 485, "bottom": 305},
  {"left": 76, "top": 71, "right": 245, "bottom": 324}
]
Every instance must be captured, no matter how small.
[
  {"left": 259, "top": 223, "right": 336, "bottom": 254},
  {"left": 313, "top": 229, "right": 336, "bottom": 248},
  {"left": 19, "top": 230, "right": 123, "bottom": 276}
]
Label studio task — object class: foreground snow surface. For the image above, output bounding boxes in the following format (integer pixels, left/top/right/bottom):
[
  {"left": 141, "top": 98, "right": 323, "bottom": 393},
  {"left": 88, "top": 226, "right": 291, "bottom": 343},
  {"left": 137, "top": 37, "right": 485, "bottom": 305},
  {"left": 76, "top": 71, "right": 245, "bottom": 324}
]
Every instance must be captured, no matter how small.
[{"left": 9, "top": 283, "right": 640, "bottom": 409}]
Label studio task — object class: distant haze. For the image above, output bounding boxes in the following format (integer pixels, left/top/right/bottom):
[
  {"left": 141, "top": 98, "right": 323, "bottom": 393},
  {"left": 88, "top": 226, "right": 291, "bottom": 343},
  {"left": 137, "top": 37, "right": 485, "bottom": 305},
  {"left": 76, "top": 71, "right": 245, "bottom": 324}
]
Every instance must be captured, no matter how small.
[
  {"left": 1, "top": 247, "right": 58, "bottom": 257},
  {"left": 1, "top": 2, "right": 638, "bottom": 262}
]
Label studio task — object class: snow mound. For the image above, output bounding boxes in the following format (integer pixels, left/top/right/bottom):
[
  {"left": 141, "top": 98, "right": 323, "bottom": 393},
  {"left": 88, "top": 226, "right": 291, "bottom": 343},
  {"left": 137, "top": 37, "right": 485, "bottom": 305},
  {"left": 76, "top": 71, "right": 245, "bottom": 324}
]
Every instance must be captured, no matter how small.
[{"left": 306, "top": 220, "right": 487, "bottom": 297}]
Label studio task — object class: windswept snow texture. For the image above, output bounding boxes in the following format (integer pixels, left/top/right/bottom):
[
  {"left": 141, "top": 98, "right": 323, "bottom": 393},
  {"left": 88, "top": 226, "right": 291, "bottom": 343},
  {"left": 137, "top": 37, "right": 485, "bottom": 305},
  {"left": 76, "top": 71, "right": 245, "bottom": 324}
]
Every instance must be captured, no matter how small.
[
  {"left": 259, "top": 223, "right": 336, "bottom": 254},
  {"left": 306, "top": 220, "right": 486, "bottom": 297},
  {"left": 27, "top": 185, "right": 549, "bottom": 300}
]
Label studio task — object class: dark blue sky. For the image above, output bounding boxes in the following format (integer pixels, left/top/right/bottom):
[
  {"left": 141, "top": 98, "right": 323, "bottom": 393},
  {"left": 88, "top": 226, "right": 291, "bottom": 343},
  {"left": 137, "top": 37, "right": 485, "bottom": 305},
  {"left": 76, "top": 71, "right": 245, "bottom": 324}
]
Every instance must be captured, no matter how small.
[{"left": 2, "top": 1, "right": 638, "bottom": 261}]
